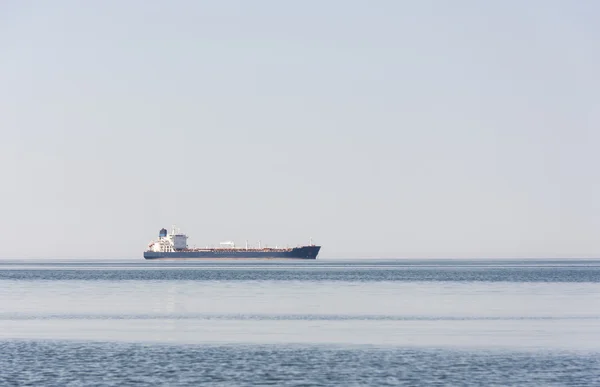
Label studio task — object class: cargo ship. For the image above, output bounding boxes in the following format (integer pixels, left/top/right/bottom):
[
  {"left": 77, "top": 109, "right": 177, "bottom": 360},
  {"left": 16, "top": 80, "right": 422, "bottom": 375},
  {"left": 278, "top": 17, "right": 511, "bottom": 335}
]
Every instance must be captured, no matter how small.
[{"left": 144, "top": 226, "right": 321, "bottom": 259}]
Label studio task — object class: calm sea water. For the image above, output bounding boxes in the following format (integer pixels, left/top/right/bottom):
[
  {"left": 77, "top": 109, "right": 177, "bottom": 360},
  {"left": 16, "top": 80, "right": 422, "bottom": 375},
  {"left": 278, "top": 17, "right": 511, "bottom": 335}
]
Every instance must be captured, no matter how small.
[{"left": 1, "top": 259, "right": 600, "bottom": 386}]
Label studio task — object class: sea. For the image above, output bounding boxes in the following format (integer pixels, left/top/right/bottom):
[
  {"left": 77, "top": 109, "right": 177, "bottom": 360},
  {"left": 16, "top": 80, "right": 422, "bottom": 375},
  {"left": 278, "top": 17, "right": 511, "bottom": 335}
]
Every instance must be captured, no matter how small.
[{"left": 1, "top": 259, "right": 600, "bottom": 386}]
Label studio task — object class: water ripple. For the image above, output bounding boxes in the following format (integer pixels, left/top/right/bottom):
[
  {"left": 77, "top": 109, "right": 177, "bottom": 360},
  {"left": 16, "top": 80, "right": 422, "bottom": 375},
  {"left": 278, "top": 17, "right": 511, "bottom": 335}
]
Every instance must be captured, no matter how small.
[
  {"left": 1, "top": 341, "right": 598, "bottom": 386},
  {"left": 1, "top": 313, "right": 599, "bottom": 321}
]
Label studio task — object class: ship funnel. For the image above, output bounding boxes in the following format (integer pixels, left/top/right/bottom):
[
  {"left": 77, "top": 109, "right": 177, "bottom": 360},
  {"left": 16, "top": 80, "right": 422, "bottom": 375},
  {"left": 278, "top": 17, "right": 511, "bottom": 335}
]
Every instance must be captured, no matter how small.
[{"left": 159, "top": 228, "right": 167, "bottom": 238}]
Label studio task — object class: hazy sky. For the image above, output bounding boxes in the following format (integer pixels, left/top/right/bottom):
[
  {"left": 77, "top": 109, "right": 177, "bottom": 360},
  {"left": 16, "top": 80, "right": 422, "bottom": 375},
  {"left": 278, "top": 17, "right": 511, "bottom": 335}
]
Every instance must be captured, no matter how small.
[{"left": 2, "top": 1, "right": 599, "bottom": 258}]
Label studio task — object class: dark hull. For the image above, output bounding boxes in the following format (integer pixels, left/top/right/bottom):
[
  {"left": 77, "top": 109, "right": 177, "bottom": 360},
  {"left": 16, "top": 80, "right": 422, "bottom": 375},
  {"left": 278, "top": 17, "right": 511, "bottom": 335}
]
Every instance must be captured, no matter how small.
[{"left": 143, "top": 246, "right": 320, "bottom": 260}]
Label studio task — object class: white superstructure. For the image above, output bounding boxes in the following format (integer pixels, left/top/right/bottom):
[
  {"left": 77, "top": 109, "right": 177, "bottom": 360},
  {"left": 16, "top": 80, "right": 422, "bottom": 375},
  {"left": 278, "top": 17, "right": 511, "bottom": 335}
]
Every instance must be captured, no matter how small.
[{"left": 148, "top": 226, "right": 188, "bottom": 253}]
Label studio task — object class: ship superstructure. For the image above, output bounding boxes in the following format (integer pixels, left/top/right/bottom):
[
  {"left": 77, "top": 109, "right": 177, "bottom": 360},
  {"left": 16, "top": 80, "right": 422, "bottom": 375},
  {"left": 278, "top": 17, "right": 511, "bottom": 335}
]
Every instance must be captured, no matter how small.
[{"left": 144, "top": 226, "right": 320, "bottom": 259}]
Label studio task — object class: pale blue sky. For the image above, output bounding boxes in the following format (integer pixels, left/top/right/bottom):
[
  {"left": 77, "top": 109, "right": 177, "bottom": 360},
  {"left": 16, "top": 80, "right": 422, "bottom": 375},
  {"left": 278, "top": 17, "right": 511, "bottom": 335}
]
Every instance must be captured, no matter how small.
[{"left": 1, "top": 1, "right": 599, "bottom": 258}]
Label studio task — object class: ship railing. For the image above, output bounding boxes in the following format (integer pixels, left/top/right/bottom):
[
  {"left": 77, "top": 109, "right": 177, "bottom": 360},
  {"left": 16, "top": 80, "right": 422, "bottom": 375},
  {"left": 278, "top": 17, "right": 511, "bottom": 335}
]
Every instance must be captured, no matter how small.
[{"left": 181, "top": 247, "right": 294, "bottom": 252}]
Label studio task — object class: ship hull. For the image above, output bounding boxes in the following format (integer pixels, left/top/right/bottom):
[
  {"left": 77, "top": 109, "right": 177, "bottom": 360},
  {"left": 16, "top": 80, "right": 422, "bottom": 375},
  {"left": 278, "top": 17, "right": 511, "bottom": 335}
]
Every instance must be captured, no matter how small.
[{"left": 143, "top": 246, "right": 320, "bottom": 260}]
